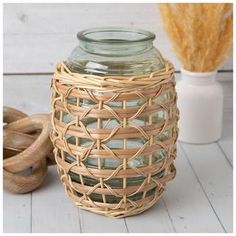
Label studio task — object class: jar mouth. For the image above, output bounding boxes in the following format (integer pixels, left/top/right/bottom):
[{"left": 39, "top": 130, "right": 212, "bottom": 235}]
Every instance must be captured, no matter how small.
[{"left": 77, "top": 27, "right": 155, "bottom": 44}]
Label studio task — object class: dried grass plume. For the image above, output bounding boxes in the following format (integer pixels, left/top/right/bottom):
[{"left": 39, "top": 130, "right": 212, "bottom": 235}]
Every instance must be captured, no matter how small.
[{"left": 159, "top": 3, "right": 233, "bottom": 72}]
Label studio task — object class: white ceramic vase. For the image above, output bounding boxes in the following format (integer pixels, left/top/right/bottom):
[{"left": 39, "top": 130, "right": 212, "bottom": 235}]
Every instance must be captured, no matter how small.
[{"left": 176, "top": 68, "right": 223, "bottom": 144}]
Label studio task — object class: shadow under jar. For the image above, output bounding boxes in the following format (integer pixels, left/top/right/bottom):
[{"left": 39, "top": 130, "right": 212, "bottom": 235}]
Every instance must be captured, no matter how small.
[{"left": 52, "top": 27, "right": 178, "bottom": 218}]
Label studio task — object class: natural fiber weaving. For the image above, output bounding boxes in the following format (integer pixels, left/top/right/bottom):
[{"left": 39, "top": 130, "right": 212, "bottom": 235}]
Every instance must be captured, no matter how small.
[{"left": 51, "top": 60, "right": 179, "bottom": 218}]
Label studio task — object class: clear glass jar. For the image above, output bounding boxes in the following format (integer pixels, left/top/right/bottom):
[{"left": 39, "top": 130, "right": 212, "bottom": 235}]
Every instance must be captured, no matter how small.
[
  {"left": 66, "top": 27, "right": 165, "bottom": 75},
  {"left": 61, "top": 28, "right": 173, "bottom": 201}
]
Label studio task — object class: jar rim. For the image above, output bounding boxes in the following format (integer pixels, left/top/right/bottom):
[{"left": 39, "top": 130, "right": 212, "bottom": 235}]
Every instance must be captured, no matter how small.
[{"left": 77, "top": 27, "right": 155, "bottom": 44}]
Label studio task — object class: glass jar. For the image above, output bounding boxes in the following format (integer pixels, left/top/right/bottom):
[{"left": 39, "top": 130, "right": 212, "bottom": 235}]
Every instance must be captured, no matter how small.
[
  {"left": 61, "top": 27, "right": 173, "bottom": 203},
  {"left": 66, "top": 27, "right": 165, "bottom": 75}
]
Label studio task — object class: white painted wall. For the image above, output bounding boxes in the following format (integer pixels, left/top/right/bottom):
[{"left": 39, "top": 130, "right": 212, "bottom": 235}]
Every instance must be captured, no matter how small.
[{"left": 3, "top": 3, "right": 233, "bottom": 74}]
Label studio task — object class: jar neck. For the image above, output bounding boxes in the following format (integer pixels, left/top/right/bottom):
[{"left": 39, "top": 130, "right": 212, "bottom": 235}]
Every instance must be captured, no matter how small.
[
  {"left": 77, "top": 27, "right": 156, "bottom": 57},
  {"left": 181, "top": 68, "right": 217, "bottom": 86},
  {"left": 79, "top": 40, "right": 154, "bottom": 56},
  {"left": 66, "top": 27, "right": 165, "bottom": 76}
]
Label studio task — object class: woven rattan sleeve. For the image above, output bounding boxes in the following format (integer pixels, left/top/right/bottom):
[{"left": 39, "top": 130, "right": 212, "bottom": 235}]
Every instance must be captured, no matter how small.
[{"left": 50, "top": 60, "right": 179, "bottom": 218}]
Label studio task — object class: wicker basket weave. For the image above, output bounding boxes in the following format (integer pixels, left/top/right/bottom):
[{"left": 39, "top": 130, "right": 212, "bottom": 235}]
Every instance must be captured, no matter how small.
[{"left": 50, "top": 60, "right": 179, "bottom": 218}]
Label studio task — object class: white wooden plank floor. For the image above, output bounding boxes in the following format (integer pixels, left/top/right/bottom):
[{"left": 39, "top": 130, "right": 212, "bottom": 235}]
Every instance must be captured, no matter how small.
[{"left": 3, "top": 72, "right": 233, "bottom": 233}]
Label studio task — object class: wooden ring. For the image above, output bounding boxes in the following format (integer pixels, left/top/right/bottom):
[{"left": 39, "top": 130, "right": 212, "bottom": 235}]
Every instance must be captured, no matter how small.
[
  {"left": 3, "top": 106, "right": 27, "bottom": 123},
  {"left": 4, "top": 129, "right": 56, "bottom": 166},
  {"left": 3, "top": 158, "right": 48, "bottom": 193},
  {"left": 4, "top": 114, "right": 53, "bottom": 173},
  {"left": 3, "top": 106, "right": 53, "bottom": 193}
]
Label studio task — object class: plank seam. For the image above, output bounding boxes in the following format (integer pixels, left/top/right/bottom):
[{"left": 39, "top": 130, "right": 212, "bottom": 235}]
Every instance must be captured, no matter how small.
[
  {"left": 124, "top": 218, "right": 129, "bottom": 233},
  {"left": 78, "top": 209, "right": 83, "bottom": 233},
  {"left": 179, "top": 143, "right": 227, "bottom": 233},
  {"left": 162, "top": 198, "right": 176, "bottom": 233},
  {"left": 216, "top": 142, "right": 233, "bottom": 168},
  {"left": 30, "top": 192, "right": 32, "bottom": 233},
  {"left": 77, "top": 209, "right": 82, "bottom": 233}
]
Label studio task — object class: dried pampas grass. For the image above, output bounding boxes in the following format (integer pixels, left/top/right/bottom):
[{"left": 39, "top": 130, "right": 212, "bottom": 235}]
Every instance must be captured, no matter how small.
[{"left": 159, "top": 3, "right": 233, "bottom": 72}]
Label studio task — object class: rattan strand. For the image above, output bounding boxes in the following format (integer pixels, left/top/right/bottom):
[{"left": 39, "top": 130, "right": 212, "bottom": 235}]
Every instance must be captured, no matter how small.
[{"left": 51, "top": 60, "right": 179, "bottom": 218}]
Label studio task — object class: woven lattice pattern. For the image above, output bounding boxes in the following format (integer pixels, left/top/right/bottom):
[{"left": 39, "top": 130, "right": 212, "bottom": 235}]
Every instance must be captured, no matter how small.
[{"left": 50, "top": 60, "right": 179, "bottom": 218}]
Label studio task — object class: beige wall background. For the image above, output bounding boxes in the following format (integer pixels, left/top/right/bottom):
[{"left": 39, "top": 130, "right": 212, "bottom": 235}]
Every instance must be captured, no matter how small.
[{"left": 3, "top": 3, "right": 233, "bottom": 74}]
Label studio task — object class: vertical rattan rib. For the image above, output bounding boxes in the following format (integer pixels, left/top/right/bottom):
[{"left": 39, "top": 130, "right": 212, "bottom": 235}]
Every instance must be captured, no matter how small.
[{"left": 50, "top": 60, "right": 179, "bottom": 218}]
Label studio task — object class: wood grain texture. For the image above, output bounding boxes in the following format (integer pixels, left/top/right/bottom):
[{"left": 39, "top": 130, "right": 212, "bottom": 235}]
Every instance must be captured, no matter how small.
[
  {"left": 79, "top": 210, "right": 128, "bottom": 233},
  {"left": 180, "top": 143, "right": 233, "bottom": 232},
  {"left": 3, "top": 3, "right": 233, "bottom": 74},
  {"left": 163, "top": 144, "right": 225, "bottom": 233},
  {"left": 217, "top": 82, "right": 233, "bottom": 165},
  {"left": 3, "top": 74, "right": 51, "bottom": 114},
  {"left": 31, "top": 167, "right": 81, "bottom": 233},
  {"left": 3, "top": 191, "right": 31, "bottom": 233},
  {"left": 125, "top": 199, "right": 175, "bottom": 233}
]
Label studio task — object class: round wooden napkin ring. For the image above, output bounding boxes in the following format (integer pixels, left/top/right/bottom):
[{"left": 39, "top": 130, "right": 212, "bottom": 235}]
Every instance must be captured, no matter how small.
[
  {"left": 3, "top": 106, "right": 27, "bottom": 123},
  {"left": 3, "top": 158, "right": 48, "bottom": 194},
  {"left": 3, "top": 106, "right": 53, "bottom": 193},
  {"left": 4, "top": 113, "right": 52, "bottom": 173},
  {"left": 4, "top": 129, "right": 55, "bottom": 166}
]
